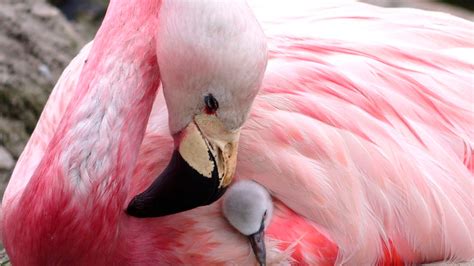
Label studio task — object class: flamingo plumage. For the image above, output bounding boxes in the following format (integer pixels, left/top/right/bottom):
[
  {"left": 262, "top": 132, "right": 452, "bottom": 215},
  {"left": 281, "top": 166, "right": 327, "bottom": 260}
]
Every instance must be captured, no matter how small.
[{"left": 2, "top": 0, "right": 473, "bottom": 265}]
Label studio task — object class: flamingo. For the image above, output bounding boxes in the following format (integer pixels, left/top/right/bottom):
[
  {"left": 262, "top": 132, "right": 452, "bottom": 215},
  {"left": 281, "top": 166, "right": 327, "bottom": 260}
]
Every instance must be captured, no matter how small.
[
  {"left": 2, "top": 0, "right": 473, "bottom": 265},
  {"left": 223, "top": 180, "right": 273, "bottom": 265}
]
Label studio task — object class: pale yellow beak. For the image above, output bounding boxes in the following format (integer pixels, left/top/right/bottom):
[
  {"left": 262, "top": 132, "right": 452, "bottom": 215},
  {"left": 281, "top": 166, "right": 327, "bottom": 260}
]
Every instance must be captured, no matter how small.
[
  {"left": 180, "top": 113, "right": 240, "bottom": 188},
  {"left": 127, "top": 113, "right": 240, "bottom": 217}
]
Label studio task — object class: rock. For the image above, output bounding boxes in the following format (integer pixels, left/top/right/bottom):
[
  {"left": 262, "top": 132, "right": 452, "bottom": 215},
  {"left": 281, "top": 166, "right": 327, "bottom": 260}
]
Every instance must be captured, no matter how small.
[
  {"left": 0, "top": 146, "right": 14, "bottom": 201},
  {"left": 0, "top": 146, "right": 14, "bottom": 170},
  {"left": 0, "top": 0, "right": 83, "bottom": 156},
  {"left": 47, "top": 0, "right": 108, "bottom": 40},
  {"left": 0, "top": 0, "right": 84, "bottom": 196},
  {"left": 0, "top": 248, "right": 10, "bottom": 265},
  {"left": 31, "top": 2, "right": 61, "bottom": 18}
]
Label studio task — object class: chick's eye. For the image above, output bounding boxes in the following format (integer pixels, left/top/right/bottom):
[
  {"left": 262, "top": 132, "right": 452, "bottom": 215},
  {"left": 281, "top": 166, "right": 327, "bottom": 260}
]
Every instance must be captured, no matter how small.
[{"left": 204, "top": 94, "right": 219, "bottom": 113}]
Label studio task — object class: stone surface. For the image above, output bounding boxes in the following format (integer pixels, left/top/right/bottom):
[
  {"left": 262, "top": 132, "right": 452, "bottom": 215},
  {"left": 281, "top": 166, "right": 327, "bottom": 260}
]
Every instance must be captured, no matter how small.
[
  {"left": 0, "top": 0, "right": 85, "bottom": 203},
  {"left": 0, "top": 146, "right": 14, "bottom": 201},
  {"left": 0, "top": 0, "right": 83, "bottom": 162},
  {"left": 0, "top": 146, "right": 14, "bottom": 170}
]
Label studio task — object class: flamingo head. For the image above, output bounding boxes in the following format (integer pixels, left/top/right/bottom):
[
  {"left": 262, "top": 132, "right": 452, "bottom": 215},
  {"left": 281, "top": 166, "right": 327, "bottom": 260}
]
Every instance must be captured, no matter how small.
[
  {"left": 223, "top": 180, "right": 273, "bottom": 266},
  {"left": 127, "top": 1, "right": 267, "bottom": 218}
]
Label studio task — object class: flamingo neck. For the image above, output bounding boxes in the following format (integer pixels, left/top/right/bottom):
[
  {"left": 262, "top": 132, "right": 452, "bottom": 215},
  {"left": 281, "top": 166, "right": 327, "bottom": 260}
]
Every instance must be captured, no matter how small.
[
  {"left": 5, "top": 1, "right": 162, "bottom": 262},
  {"left": 34, "top": 0, "right": 161, "bottom": 209}
]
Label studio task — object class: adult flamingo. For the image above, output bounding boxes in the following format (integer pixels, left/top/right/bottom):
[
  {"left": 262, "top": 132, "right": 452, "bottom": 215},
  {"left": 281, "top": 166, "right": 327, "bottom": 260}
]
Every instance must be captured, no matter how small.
[{"left": 2, "top": 0, "right": 473, "bottom": 265}]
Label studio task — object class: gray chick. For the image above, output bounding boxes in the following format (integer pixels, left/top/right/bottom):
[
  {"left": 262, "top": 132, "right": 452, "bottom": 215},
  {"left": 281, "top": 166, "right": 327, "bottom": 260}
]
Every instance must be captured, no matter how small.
[{"left": 222, "top": 180, "right": 273, "bottom": 266}]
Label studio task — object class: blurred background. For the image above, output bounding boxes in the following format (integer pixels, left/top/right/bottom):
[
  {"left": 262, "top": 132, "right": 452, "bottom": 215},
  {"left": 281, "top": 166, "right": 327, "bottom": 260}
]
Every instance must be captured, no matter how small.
[
  {"left": 0, "top": 0, "right": 472, "bottom": 262},
  {"left": 0, "top": 0, "right": 472, "bottom": 206}
]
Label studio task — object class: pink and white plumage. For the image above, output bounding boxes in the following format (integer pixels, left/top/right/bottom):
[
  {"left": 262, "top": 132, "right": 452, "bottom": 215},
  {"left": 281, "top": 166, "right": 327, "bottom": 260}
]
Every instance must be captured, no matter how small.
[{"left": 2, "top": 0, "right": 473, "bottom": 265}]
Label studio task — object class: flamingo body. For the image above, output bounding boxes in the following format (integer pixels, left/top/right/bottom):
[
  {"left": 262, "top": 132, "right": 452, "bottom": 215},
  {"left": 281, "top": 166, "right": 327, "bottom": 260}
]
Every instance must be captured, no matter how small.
[{"left": 2, "top": 0, "right": 474, "bottom": 265}]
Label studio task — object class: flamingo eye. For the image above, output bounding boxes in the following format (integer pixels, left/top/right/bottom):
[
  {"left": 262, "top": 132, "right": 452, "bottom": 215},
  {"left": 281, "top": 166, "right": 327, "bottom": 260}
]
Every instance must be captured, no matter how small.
[{"left": 204, "top": 94, "right": 219, "bottom": 113}]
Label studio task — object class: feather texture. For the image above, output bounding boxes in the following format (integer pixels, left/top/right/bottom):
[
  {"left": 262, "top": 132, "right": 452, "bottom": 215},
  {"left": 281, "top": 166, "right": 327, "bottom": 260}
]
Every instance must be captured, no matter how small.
[{"left": 2, "top": 0, "right": 473, "bottom": 265}]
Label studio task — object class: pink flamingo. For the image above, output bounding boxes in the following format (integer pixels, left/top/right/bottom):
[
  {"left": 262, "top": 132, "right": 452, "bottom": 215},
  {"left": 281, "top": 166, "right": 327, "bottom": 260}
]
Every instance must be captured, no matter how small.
[{"left": 2, "top": 0, "right": 473, "bottom": 265}]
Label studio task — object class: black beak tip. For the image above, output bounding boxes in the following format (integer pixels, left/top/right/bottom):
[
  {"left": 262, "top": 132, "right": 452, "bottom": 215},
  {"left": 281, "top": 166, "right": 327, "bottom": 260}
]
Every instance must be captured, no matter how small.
[
  {"left": 248, "top": 227, "right": 266, "bottom": 266},
  {"left": 125, "top": 149, "right": 227, "bottom": 218},
  {"left": 255, "top": 252, "right": 266, "bottom": 266},
  {"left": 125, "top": 196, "right": 148, "bottom": 217}
]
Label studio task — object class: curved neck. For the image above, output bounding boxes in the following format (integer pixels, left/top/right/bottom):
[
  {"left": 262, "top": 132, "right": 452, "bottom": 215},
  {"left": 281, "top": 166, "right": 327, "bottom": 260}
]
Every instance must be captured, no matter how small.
[
  {"left": 6, "top": 1, "right": 162, "bottom": 262},
  {"left": 31, "top": 0, "right": 161, "bottom": 211}
]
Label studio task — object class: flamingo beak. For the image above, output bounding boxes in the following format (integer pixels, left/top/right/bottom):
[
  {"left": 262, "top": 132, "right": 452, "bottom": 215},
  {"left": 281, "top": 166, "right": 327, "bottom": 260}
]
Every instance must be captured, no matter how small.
[
  {"left": 126, "top": 114, "right": 240, "bottom": 218},
  {"left": 248, "top": 220, "right": 266, "bottom": 266}
]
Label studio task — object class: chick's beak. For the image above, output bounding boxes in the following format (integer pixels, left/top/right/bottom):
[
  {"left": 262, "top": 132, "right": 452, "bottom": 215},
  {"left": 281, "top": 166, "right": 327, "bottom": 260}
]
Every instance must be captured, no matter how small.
[
  {"left": 127, "top": 113, "right": 240, "bottom": 218},
  {"left": 248, "top": 221, "right": 266, "bottom": 266}
]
